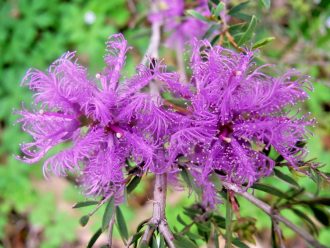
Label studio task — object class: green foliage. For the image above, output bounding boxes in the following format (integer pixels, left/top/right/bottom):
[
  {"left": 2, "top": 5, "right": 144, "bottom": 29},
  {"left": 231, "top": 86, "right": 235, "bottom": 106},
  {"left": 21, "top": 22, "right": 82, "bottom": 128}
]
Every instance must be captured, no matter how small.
[{"left": 1, "top": 0, "right": 330, "bottom": 247}]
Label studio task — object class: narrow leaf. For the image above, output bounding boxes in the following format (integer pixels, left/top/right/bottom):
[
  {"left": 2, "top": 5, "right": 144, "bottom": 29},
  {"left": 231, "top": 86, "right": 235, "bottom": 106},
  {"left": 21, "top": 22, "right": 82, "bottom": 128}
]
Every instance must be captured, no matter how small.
[
  {"left": 214, "top": 229, "right": 220, "bottom": 248},
  {"left": 128, "top": 231, "right": 143, "bottom": 246},
  {"left": 173, "top": 234, "right": 198, "bottom": 248},
  {"left": 260, "top": 0, "right": 271, "bottom": 9},
  {"left": 252, "top": 183, "right": 288, "bottom": 198},
  {"left": 274, "top": 168, "right": 299, "bottom": 187},
  {"left": 186, "top": 9, "right": 209, "bottom": 22},
  {"left": 127, "top": 176, "right": 142, "bottom": 194},
  {"left": 300, "top": 198, "right": 330, "bottom": 206},
  {"left": 213, "top": 215, "right": 226, "bottom": 229},
  {"left": 228, "top": 1, "right": 249, "bottom": 16},
  {"left": 177, "top": 214, "right": 187, "bottom": 226},
  {"left": 116, "top": 206, "right": 129, "bottom": 241},
  {"left": 238, "top": 15, "right": 257, "bottom": 46},
  {"left": 225, "top": 192, "right": 233, "bottom": 248},
  {"left": 232, "top": 238, "right": 250, "bottom": 248},
  {"left": 202, "top": 24, "right": 220, "bottom": 39},
  {"left": 79, "top": 215, "right": 89, "bottom": 227},
  {"left": 102, "top": 196, "right": 115, "bottom": 231},
  {"left": 252, "top": 37, "right": 275, "bottom": 49},
  {"left": 213, "top": 2, "right": 225, "bottom": 17},
  {"left": 151, "top": 234, "right": 158, "bottom": 248},
  {"left": 139, "top": 241, "right": 149, "bottom": 248},
  {"left": 73, "top": 201, "right": 99, "bottom": 209},
  {"left": 291, "top": 208, "right": 319, "bottom": 235},
  {"left": 159, "top": 235, "right": 166, "bottom": 248},
  {"left": 87, "top": 228, "right": 102, "bottom": 248},
  {"left": 310, "top": 206, "right": 330, "bottom": 226},
  {"left": 137, "top": 219, "right": 150, "bottom": 232}
]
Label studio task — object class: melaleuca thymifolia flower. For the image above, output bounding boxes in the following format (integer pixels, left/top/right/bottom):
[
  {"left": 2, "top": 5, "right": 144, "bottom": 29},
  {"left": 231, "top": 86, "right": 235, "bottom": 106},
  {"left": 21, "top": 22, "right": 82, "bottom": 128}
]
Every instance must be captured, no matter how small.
[
  {"left": 149, "top": 0, "right": 211, "bottom": 49},
  {"left": 169, "top": 40, "right": 314, "bottom": 206},
  {"left": 16, "top": 34, "right": 187, "bottom": 202}
]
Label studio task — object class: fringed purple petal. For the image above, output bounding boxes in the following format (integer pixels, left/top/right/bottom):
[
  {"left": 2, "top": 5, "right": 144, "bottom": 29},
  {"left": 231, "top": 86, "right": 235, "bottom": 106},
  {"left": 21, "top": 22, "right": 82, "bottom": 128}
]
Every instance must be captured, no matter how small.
[
  {"left": 104, "top": 34, "right": 131, "bottom": 91},
  {"left": 16, "top": 109, "right": 80, "bottom": 164},
  {"left": 22, "top": 52, "right": 95, "bottom": 113},
  {"left": 81, "top": 149, "right": 125, "bottom": 203},
  {"left": 42, "top": 128, "right": 105, "bottom": 177}
]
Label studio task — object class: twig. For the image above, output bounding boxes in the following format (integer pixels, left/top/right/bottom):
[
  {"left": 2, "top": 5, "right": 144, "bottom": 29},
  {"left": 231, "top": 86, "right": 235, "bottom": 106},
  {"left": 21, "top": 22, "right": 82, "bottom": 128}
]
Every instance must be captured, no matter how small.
[
  {"left": 223, "top": 182, "right": 327, "bottom": 248},
  {"left": 87, "top": 195, "right": 112, "bottom": 217},
  {"left": 219, "top": 2, "right": 244, "bottom": 52},
  {"left": 272, "top": 219, "right": 286, "bottom": 248},
  {"left": 139, "top": 174, "right": 175, "bottom": 248},
  {"left": 141, "top": 0, "right": 161, "bottom": 64},
  {"left": 176, "top": 43, "right": 188, "bottom": 83}
]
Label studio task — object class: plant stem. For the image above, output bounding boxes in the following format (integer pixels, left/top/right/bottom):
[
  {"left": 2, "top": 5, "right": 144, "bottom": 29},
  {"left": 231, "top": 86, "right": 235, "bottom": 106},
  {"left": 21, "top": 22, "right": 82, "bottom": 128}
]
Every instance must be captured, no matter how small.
[
  {"left": 223, "top": 182, "right": 327, "bottom": 248},
  {"left": 139, "top": 174, "right": 175, "bottom": 248},
  {"left": 141, "top": 0, "right": 161, "bottom": 64}
]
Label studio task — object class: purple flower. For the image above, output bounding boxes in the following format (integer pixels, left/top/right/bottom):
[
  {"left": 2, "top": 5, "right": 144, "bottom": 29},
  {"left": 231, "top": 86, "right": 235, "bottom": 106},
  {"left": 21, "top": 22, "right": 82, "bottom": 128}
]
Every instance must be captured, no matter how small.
[
  {"left": 17, "top": 33, "right": 186, "bottom": 202},
  {"left": 169, "top": 40, "right": 314, "bottom": 207},
  {"left": 149, "top": 0, "right": 211, "bottom": 49}
]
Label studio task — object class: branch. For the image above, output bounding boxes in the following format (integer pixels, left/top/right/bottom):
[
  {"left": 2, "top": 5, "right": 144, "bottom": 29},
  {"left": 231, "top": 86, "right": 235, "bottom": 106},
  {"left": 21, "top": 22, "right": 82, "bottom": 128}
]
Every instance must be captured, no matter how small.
[
  {"left": 139, "top": 174, "right": 175, "bottom": 248},
  {"left": 176, "top": 43, "right": 188, "bottom": 83},
  {"left": 223, "top": 182, "right": 327, "bottom": 248},
  {"left": 141, "top": 0, "right": 161, "bottom": 64}
]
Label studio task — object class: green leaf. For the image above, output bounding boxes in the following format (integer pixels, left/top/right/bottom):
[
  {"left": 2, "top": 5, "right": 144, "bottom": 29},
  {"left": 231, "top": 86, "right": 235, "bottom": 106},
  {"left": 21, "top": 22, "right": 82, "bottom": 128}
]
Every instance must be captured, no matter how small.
[
  {"left": 177, "top": 214, "right": 187, "bottom": 226},
  {"left": 137, "top": 219, "right": 150, "bottom": 232},
  {"left": 301, "top": 198, "right": 330, "bottom": 206},
  {"left": 186, "top": 9, "right": 208, "bottom": 22},
  {"left": 252, "top": 183, "right": 288, "bottom": 198},
  {"left": 291, "top": 208, "right": 318, "bottom": 235},
  {"left": 214, "top": 229, "right": 220, "bottom": 248},
  {"left": 127, "top": 176, "right": 142, "bottom": 194},
  {"left": 271, "top": 221, "right": 278, "bottom": 248},
  {"left": 159, "top": 235, "right": 166, "bottom": 248},
  {"left": 139, "top": 241, "right": 149, "bottom": 248},
  {"left": 232, "top": 238, "right": 250, "bottom": 248},
  {"left": 310, "top": 206, "right": 330, "bottom": 226},
  {"left": 79, "top": 215, "right": 89, "bottom": 227},
  {"left": 252, "top": 37, "right": 275, "bottom": 49},
  {"left": 87, "top": 228, "right": 102, "bottom": 248},
  {"left": 180, "top": 167, "right": 202, "bottom": 196},
  {"left": 202, "top": 24, "right": 219, "bottom": 39},
  {"left": 151, "top": 234, "right": 158, "bottom": 248},
  {"left": 173, "top": 234, "right": 198, "bottom": 248},
  {"left": 274, "top": 169, "right": 299, "bottom": 187},
  {"left": 228, "top": 1, "right": 249, "bottom": 16},
  {"left": 116, "top": 206, "right": 129, "bottom": 241},
  {"left": 128, "top": 231, "right": 143, "bottom": 246},
  {"left": 213, "top": 215, "right": 226, "bottom": 229},
  {"left": 72, "top": 201, "right": 98, "bottom": 209},
  {"left": 225, "top": 192, "right": 233, "bottom": 248},
  {"left": 186, "top": 232, "right": 202, "bottom": 240},
  {"left": 212, "top": 2, "right": 225, "bottom": 17},
  {"left": 259, "top": 0, "right": 271, "bottom": 9},
  {"left": 238, "top": 15, "right": 257, "bottom": 46},
  {"left": 102, "top": 196, "right": 115, "bottom": 231}
]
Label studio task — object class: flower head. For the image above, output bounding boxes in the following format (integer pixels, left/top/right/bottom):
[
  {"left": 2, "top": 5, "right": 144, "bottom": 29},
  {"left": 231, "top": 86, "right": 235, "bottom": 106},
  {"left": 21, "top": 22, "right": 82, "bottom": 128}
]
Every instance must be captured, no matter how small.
[
  {"left": 169, "top": 40, "right": 314, "bottom": 207},
  {"left": 17, "top": 33, "right": 186, "bottom": 202},
  {"left": 149, "top": 0, "right": 211, "bottom": 49}
]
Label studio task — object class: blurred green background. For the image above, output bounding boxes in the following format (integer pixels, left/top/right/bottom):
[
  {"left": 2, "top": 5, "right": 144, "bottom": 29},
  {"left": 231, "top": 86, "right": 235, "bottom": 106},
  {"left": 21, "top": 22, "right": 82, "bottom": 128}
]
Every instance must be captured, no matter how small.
[{"left": 0, "top": 0, "right": 329, "bottom": 247}]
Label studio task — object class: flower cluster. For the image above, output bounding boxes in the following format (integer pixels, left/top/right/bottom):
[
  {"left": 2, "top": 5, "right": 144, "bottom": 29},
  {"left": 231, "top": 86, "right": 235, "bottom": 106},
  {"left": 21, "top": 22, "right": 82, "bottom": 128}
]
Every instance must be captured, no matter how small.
[
  {"left": 168, "top": 40, "right": 313, "bottom": 206},
  {"left": 17, "top": 34, "right": 313, "bottom": 207},
  {"left": 17, "top": 34, "right": 187, "bottom": 202},
  {"left": 149, "top": 0, "right": 211, "bottom": 49}
]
